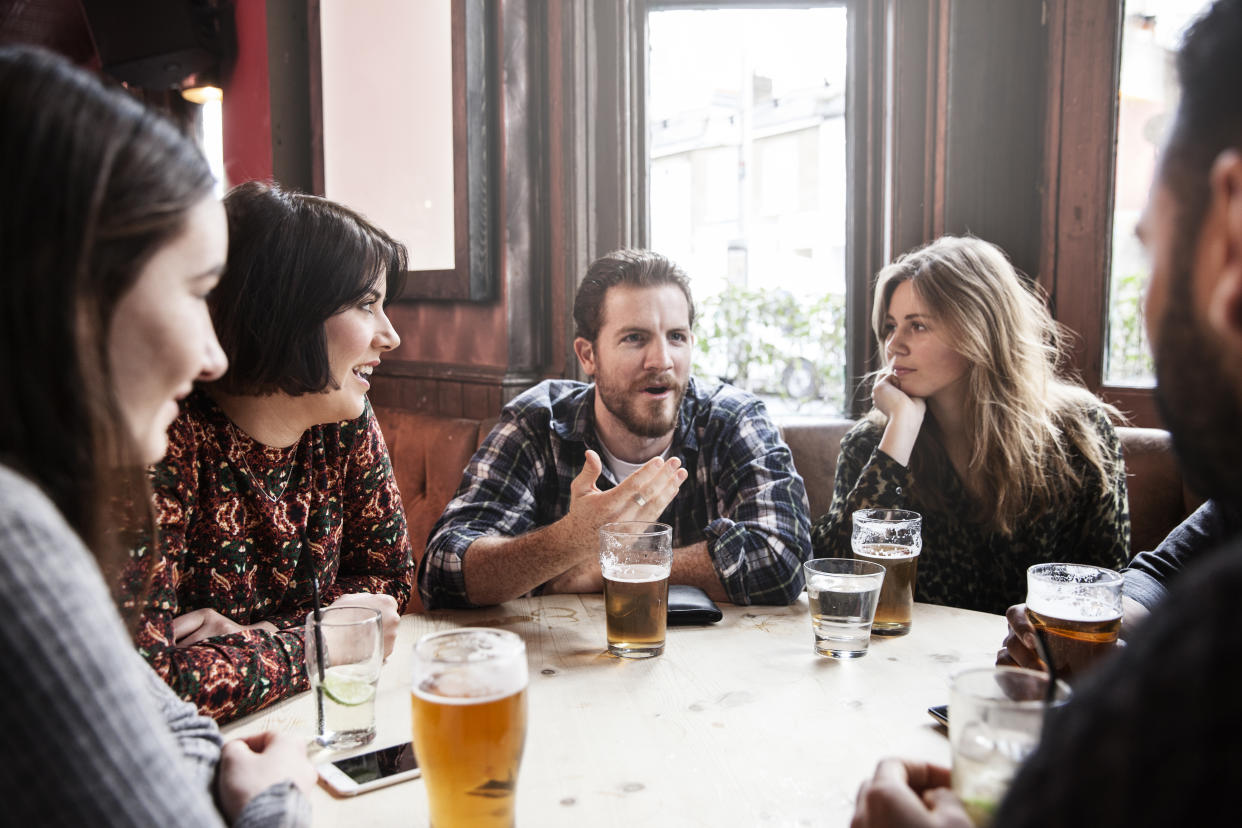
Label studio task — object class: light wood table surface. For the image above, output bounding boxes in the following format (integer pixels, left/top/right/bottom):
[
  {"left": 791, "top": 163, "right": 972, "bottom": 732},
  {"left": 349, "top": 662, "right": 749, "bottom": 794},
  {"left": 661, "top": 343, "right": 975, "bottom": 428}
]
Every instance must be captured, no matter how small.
[{"left": 222, "top": 595, "right": 1007, "bottom": 827}]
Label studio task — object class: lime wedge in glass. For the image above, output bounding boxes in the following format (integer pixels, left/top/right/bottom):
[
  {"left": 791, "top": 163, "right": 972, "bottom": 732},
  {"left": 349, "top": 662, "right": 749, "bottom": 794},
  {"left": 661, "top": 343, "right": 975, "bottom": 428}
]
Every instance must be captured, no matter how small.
[{"left": 321, "top": 665, "right": 376, "bottom": 706}]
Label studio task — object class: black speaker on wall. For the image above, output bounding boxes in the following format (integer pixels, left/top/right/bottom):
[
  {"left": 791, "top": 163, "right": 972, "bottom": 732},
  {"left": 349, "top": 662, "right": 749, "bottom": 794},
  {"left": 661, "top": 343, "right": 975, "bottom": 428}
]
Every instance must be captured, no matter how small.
[{"left": 79, "top": 0, "right": 234, "bottom": 89}]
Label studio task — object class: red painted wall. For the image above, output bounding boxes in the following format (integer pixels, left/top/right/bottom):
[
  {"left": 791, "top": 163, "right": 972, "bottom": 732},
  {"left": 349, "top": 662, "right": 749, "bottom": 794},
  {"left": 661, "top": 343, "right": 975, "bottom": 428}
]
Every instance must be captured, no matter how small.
[{"left": 222, "top": 0, "right": 272, "bottom": 185}]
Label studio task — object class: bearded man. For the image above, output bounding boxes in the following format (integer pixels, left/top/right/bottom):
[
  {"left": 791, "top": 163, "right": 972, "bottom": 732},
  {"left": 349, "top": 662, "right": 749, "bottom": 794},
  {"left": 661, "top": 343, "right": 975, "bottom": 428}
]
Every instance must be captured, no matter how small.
[{"left": 419, "top": 249, "right": 811, "bottom": 609}]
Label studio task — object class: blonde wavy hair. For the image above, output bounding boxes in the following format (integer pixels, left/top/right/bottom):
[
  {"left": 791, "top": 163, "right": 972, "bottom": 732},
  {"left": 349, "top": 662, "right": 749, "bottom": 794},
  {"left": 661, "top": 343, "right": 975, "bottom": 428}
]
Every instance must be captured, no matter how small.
[{"left": 867, "top": 236, "right": 1122, "bottom": 535}]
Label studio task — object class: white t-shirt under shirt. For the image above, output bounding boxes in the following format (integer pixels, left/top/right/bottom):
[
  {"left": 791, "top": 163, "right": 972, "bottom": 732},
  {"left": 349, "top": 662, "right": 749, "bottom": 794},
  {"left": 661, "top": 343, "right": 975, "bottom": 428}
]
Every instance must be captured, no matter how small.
[{"left": 597, "top": 440, "right": 672, "bottom": 483}]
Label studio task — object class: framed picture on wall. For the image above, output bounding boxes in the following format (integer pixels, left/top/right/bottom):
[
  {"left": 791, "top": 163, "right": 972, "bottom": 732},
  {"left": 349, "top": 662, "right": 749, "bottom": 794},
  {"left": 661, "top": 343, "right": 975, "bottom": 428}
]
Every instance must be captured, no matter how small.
[{"left": 310, "top": 0, "right": 496, "bottom": 301}]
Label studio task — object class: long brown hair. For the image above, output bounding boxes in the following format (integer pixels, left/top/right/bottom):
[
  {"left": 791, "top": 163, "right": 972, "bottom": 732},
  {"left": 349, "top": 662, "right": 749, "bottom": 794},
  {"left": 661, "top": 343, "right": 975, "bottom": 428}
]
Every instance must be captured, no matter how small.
[
  {"left": 867, "top": 236, "right": 1122, "bottom": 535},
  {"left": 0, "top": 46, "right": 214, "bottom": 598}
]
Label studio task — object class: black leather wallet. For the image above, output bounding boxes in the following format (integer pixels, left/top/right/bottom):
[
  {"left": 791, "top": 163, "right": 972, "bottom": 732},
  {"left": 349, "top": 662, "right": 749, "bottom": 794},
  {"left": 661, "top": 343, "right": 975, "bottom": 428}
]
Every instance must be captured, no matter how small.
[{"left": 666, "top": 584, "right": 723, "bottom": 625}]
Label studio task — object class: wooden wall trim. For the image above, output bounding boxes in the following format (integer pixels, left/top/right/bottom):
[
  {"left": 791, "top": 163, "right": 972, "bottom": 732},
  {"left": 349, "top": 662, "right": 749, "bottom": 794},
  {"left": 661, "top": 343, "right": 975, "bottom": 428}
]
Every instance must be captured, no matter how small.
[
  {"left": 1042, "top": 0, "right": 1123, "bottom": 393},
  {"left": 845, "top": 0, "right": 886, "bottom": 414}
]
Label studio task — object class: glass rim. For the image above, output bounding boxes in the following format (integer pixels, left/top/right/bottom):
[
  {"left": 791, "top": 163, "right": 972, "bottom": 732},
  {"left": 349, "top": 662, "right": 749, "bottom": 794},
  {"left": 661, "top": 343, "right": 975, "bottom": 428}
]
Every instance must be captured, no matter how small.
[
  {"left": 413, "top": 626, "right": 526, "bottom": 663},
  {"left": 852, "top": 508, "right": 922, "bottom": 524},
  {"left": 803, "top": 556, "right": 886, "bottom": 578},
  {"left": 1026, "top": 562, "right": 1124, "bottom": 586},
  {"left": 950, "top": 665, "right": 1072, "bottom": 707},
  {"left": 304, "top": 605, "right": 382, "bottom": 628},
  {"left": 599, "top": 521, "right": 673, "bottom": 538}
]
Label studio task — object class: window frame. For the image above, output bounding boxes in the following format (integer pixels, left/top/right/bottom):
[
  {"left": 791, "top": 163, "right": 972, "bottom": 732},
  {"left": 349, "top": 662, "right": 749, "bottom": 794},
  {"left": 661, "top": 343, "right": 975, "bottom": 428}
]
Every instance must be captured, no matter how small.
[
  {"left": 1041, "top": 0, "right": 1159, "bottom": 426},
  {"left": 583, "top": 0, "right": 911, "bottom": 413}
]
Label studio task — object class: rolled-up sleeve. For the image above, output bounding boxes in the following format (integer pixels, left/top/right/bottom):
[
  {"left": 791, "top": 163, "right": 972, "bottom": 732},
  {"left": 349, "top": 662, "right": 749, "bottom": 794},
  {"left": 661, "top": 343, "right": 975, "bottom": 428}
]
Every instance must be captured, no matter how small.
[
  {"left": 703, "top": 403, "right": 812, "bottom": 605},
  {"left": 419, "top": 416, "right": 545, "bottom": 609}
]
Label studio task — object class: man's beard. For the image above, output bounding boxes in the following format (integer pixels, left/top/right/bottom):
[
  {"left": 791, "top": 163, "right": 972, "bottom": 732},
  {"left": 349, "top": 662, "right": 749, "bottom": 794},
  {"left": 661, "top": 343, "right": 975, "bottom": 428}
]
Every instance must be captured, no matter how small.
[
  {"left": 594, "top": 370, "right": 687, "bottom": 439},
  {"left": 1153, "top": 267, "right": 1242, "bottom": 507}
]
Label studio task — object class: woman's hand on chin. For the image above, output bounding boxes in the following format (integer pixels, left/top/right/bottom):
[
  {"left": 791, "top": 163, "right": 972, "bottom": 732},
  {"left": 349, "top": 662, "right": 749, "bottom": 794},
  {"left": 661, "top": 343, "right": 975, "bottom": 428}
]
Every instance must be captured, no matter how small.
[{"left": 874, "top": 373, "right": 926, "bottom": 467}]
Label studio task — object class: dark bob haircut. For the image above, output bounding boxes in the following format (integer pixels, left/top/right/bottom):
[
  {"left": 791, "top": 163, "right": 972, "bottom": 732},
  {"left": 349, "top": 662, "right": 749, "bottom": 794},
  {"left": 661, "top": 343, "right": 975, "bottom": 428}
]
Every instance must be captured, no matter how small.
[
  {"left": 212, "top": 180, "right": 407, "bottom": 396},
  {"left": 572, "top": 248, "right": 696, "bottom": 342}
]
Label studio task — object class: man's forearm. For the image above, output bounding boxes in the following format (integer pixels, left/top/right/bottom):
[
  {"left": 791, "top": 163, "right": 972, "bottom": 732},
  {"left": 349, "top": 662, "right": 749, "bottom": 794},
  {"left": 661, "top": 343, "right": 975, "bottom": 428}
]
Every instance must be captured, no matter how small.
[
  {"left": 669, "top": 540, "right": 729, "bottom": 603},
  {"left": 462, "top": 516, "right": 595, "bottom": 606}
]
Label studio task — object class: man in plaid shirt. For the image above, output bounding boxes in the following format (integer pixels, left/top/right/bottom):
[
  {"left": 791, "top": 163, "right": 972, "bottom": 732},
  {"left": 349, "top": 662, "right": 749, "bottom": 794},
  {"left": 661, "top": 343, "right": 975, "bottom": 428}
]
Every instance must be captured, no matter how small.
[{"left": 419, "top": 249, "right": 812, "bottom": 609}]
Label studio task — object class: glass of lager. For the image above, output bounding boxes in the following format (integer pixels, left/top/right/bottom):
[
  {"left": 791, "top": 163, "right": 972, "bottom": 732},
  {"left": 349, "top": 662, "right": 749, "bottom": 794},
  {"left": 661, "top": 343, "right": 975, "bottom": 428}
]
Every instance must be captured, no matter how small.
[
  {"left": 950, "top": 666, "right": 1070, "bottom": 827},
  {"left": 411, "top": 628, "right": 528, "bottom": 828},
  {"left": 803, "top": 558, "right": 886, "bottom": 658},
  {"left": 599, "top": 521, "right": 673, "bottom": 658},
  {"left": 851, "top": 509, "right": 922, "bottom": 635},
  {"left": 1025, "top": 563, "right": 1124, "bottom": 679},
  {"left": 304, "top": 606, "right": 383, "bottom": 749}
]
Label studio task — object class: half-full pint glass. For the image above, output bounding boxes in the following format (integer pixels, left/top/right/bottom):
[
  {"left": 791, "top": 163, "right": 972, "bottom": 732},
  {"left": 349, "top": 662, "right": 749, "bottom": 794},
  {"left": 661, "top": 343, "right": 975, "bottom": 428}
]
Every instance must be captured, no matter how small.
[
  {"left": 411, "top": 628, "right": 528, "bottom": 828},
  {"left": 851, "top": 509, "right": 922, "bottom": 635},
  {"left": 599, "top": 522, "right": 673, "bottom": 658},
  {"left": 1025, "top": 563, "right": 1123, "bottom": 679}
]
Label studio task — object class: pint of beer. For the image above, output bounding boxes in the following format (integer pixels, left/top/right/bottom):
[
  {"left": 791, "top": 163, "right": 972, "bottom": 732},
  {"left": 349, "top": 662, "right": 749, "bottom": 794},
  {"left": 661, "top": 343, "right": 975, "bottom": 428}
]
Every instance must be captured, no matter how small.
[
  {"left": 851, "top": 509, "right": 922, "bottom": 635},
  {"left": 599, "top": 522, "right": 673, "bottom": 658},
  {"left": 1025, "top": 563, "right": 1123, "bottom": 679},
  {"left": 411, "top": 628, "right": 528, "bottom": 828}
]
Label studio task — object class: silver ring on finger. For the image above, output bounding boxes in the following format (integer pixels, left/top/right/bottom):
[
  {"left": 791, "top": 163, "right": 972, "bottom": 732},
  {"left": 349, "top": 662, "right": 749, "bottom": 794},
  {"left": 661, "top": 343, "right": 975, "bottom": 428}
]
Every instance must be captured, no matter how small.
[{"left": 633, "top": 493, "right": 648, "bottom": 507}]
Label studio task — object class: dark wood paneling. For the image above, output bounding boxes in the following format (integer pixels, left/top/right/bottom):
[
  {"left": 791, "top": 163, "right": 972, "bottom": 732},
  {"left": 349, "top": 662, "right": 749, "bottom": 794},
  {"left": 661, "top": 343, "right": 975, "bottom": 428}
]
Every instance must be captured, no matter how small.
[
  {"left": 1041, "top": 0, "right": 1123, "bottom": 392},
  {"left": 942, "top": 0, "right": 1048, "bottom": 279},
  {"left": 266, "top": 0, "right": 312, "bottom": 192},
  {"left": 888, "top": 0, "right": 948, "bottom": 261}
]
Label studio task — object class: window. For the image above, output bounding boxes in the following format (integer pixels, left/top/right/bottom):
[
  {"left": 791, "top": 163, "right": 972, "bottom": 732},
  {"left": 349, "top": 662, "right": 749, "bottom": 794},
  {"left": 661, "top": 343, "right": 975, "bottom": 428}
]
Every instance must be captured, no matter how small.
[
  {"left": 646, "top": 4, "right": 849, "bottom": 415},
  {"left": 1106, "top": 0, "right": 1212, "bottom": 387}
]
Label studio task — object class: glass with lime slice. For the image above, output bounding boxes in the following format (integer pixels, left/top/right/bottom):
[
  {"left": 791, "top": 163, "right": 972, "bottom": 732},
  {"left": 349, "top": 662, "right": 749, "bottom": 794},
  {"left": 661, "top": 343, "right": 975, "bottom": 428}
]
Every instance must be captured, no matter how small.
[{"left": 306, "top": 606, "right": 383, "bottom": 749}]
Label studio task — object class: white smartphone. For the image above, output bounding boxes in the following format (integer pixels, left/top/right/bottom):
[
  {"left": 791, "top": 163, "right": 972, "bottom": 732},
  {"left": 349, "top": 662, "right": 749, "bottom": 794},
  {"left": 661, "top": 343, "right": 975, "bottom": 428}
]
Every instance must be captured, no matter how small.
[{"left": 317, "top": 741, "right": 420, "bottom": 797}]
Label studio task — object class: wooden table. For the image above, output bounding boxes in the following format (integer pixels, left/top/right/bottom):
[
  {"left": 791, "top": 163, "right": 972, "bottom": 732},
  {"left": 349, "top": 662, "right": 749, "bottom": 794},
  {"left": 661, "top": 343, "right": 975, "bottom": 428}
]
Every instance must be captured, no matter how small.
[{"left": 223, "top": 596, "right": 1007, "bottom": 826}]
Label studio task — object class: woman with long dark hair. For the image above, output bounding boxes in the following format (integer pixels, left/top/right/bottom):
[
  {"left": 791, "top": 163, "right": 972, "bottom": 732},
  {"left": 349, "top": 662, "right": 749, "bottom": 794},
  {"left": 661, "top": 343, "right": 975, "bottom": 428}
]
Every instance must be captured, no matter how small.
[{"left": 0, "top": 45, "right": 312, "bottom": 825}]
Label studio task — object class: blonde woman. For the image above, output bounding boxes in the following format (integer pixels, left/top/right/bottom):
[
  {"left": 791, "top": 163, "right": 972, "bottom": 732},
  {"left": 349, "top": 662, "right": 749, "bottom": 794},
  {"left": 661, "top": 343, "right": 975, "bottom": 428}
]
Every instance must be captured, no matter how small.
[{"left": 810, "top": 236, "right": 1130, "bottom": 614}]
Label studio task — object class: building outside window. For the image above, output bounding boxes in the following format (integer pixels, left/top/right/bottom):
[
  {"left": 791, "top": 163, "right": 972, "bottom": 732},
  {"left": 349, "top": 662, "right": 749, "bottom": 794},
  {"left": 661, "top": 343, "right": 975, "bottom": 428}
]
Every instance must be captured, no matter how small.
[
  {"left": 1107, "top": 0, "right": 1212, "bottom": 387},
  {"left": 647, "top": 5, "right": 849, "bottom": 415}
]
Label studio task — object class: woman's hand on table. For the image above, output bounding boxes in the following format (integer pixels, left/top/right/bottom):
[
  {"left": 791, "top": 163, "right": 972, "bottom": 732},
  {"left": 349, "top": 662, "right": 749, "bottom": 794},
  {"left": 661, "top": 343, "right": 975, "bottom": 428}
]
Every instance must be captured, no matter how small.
[
  {"left": 328, "top": 592, "right": 400, "bottom": 658},
  {"left": 173, "top": 608, "right": 278, "bottom": 647},
  {"left": 851, "top": 758, "right": 972, "bottom": 828},
  {"left": 996, "top": 602, "right": 1042, "bottom": 670},
  {"left": 217, "top": 731, "right": 316, "bottom": 822}
]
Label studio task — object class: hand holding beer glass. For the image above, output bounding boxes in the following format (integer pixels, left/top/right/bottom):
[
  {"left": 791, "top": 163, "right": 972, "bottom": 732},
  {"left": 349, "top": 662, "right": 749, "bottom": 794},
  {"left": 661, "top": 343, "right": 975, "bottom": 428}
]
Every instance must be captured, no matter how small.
[
  {"left": 599, "top": 522, "right": 673, "bottom": 658},
  {"left": 1024, "top": 563, "right": 1123, "bottom": 679},
  {"left": 851, "top": 509, "right": 922, "bottom": 635},
  {"left": 411, "top": 628, "right": 528, "bottom": 828}
]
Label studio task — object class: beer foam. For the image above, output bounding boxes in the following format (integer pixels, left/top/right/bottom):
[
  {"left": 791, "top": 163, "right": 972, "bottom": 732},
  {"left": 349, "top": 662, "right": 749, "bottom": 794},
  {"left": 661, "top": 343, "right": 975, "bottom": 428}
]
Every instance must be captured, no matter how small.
[
  {"left": 413, "top": 628, "right": 528, "bottom": 703},
  {"left": 1027, "top": 595, "right": 1121, "bottom": 623},
  {"left": 602, "top": 563, "right": 668, "bottom": 583},
  {"left": 414, "top": 663, "right": 527, "bottom": 705},
  {"left": 855, "top": 543, "right": 919, "bottom": 560}
]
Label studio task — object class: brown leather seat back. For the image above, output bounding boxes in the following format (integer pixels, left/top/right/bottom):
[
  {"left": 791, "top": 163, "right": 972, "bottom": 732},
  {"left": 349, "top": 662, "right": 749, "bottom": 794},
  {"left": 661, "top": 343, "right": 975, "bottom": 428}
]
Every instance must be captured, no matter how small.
[
  {"left": 1117, "top": 426, "right": 1201, "bottom": 556},
  {"left": 374, "top": 405, "right": 1199, "bottom": 614},
  {"left": 373, "top": 406, "right": 490, "bottom": 612},
  {"left": 775, "top": 416, "right": 858, "bottom": 523}
]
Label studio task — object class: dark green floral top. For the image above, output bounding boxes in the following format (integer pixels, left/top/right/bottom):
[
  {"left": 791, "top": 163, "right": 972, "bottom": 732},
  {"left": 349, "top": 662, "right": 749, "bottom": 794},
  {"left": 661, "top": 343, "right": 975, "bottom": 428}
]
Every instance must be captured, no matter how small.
[
  {"left": 810, "top": 410, "right": 1131, "bottom": 615},
  {"left": 127, "top": 391, "right": 413, "bottom": 722}
]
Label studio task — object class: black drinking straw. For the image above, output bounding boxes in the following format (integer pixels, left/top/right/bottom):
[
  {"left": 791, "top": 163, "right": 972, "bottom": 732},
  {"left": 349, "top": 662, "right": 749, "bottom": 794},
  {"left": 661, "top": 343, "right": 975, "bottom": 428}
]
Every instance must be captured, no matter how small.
[
  {"left": 311, "top": 575, "right": 327, "bottom": 740},
  {"left": 1031, "top": 626, "right": 1060, "bottom": 706},
  {"left": 311, "top": 575, "right": 326, "bottom": 682}
]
